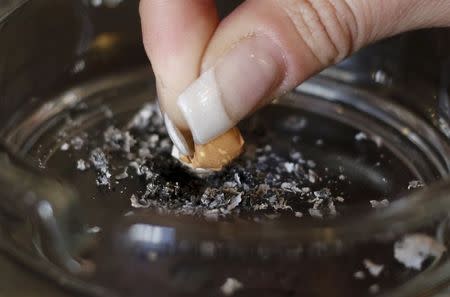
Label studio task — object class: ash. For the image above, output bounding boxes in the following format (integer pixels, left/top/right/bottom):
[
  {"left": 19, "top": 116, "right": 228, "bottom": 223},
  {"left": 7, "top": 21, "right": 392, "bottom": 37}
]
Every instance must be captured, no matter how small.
[
  {"left": 407, "top": 180, "right": 424, "bottom": 190},
  {"left": 89, "top": 148, "right": 111, "bottom": 187},
  {"left": 368, "top": 284, "right": 380, "bottom": 295},
  {"left": 76, "top": 159, "right": 89, "bottom": 171},
  {"left": 370, "top": 199, "right": 390, "bottom": 208},
  {"left": 353, "top": 271, "right": 365, "bottom": 280},
  {"left": 363, "top": 259, "right": 384, "bottom": 277},
  {"left": 394, "top": 233, "right": 446, "bottom": 270},
  {"left": 220, "top": 278, "right": 243, "bottom": 296},
  {"left": 70, "top": 136, "right": 85, "bottom": 150},
  {"left": 77, "top": 103, "right": 348, "bottom": 219},
  {"left": 103, "top": 126, "right": 136, "bottom": 153}
]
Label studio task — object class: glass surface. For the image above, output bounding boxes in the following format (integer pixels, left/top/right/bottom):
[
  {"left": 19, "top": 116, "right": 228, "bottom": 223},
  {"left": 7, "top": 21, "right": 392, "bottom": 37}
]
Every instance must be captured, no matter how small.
[
  {"left": 1, "top": 67, "right": 450, "bottom": 297},
  {"left": 1, "top": 1, "right": 450, "bottom": 297}
]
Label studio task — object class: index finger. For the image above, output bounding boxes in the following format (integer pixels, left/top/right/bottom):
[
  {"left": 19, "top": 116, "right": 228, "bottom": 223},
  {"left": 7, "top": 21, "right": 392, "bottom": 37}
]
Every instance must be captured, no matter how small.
[{"left": 140, "top": 0, "right": 218, "bottom": 131}]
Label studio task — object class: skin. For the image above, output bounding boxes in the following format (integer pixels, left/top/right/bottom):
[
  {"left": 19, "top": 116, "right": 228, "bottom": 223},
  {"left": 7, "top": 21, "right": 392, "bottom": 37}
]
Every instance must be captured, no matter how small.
[{"left": 140, "top": 0, "right": 450, "bottom": 133}]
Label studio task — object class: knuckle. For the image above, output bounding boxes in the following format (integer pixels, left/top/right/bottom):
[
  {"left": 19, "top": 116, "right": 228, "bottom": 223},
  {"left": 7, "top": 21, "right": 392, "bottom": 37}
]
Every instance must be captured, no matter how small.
[{"left": 276, "top": 0, "right": 360, "bottom": 65}]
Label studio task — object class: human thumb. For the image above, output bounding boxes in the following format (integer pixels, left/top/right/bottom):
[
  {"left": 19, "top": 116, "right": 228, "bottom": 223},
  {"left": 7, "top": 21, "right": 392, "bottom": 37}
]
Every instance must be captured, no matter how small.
[{"left": 176, "top": 0, "right": 450, "bottom": 144}]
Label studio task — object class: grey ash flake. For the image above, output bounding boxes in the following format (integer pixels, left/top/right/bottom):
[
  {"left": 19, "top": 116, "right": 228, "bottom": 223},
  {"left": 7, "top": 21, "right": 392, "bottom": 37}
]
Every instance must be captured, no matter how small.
[
  {"left": 394, "top": 233, "right": 446, "bottom": 270},
  {"left": 70, "top": 136, "right": 85, "bottom": 150},
  {"left": 408, "top": 180, "right": 424, "bottom": 190},
  {"left": 220, "top": 278, "right": 243, "bottom": 296},
  {"left": 353, "top": 270, "right": 365, "bottom": 280},
  {"left": 89, "top": 148, "right": 112, "bottom": 187},
  {"left": 370, "top": 199, "right": 390, "bottom": 208},
  {"left": 60, "top": 142, "right": 69, "bottom": 151},
  {"left": 368, "top": 284, "right": 380, "bottom": 295},
  {"left": 363, "top": 259, "right": 384, "bottom": 277},
  {"left": 103, "top": 126, "right": 136, "bottom": 153},
  {"left": 76, "top": 159, "right": 89, "bottom": 171}
]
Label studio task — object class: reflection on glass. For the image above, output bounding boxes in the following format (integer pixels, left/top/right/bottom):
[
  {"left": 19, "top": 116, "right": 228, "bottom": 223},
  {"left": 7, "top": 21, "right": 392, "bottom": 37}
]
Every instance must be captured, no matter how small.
[{"left": 128, "top": 224, "right": 175, "bottom": 250}]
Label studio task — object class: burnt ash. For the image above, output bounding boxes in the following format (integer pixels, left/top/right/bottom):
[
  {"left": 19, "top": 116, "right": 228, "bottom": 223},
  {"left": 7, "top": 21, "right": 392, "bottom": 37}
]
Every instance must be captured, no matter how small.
[{"left": 75, "top": 104, "right": 345, "bottom": 219}]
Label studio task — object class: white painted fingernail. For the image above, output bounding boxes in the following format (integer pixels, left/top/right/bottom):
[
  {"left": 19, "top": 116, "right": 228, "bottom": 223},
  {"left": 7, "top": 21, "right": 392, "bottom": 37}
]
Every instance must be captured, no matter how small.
[
  {"left": 178, "top": 69, "right": 232, "bottom": 144},
  {"left": 164, "top": 113, "right": 192, "bottom": 156},
  {"left": 156, "top": 100, "right": 163, "bottom": 118},
  {"left": 177, "top": 37, "right": 284, "bottom": 144}
]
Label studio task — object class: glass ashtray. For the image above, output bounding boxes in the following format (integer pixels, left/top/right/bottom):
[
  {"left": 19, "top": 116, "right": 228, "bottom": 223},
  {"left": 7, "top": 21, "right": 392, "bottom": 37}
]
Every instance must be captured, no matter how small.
[
  {"left": 1, "top": 66, "right": 450, "bottom": 297},
  {"left": 1, "top": 1, "right": 450, "bottom": 297}
]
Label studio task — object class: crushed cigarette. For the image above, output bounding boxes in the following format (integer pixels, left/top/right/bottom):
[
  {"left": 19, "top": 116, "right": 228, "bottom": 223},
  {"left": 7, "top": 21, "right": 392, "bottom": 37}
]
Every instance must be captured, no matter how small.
[{"left": 179, "top": 127, "right": 244, "bottom": 170}]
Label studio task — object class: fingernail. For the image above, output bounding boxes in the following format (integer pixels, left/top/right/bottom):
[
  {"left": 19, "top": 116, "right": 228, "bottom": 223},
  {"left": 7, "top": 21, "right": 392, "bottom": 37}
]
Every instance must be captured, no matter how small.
[
  {"left": 178, "top": 37, "right": 284, "bottom": 144},
  {"left": 164, "top": 113, "right": 193, "bottom": 156}
]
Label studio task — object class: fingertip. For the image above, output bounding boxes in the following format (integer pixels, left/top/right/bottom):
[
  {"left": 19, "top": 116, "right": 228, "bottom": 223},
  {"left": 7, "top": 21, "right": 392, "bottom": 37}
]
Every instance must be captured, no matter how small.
[
  {"left": 140, "top": 0, "right": 218, "bottom": 130},
  {"left": 163, "top": 113, "right": 194, "bottom": 156}
]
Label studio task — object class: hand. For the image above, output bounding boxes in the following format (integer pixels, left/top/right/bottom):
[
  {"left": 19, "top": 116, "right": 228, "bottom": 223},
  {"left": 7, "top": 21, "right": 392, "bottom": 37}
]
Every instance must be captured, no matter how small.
[{"left": 140, "top": 0, "right": 450, "bottom": 154}]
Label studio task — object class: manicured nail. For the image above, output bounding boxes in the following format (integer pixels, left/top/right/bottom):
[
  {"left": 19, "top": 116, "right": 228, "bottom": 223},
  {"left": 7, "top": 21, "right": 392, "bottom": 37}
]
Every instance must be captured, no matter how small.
[
  {"left": 178, "top": 37, "right": 284, "bottom": 144},
  {"left": 164, "top": 113, "right": 192, "bottom": 156}
]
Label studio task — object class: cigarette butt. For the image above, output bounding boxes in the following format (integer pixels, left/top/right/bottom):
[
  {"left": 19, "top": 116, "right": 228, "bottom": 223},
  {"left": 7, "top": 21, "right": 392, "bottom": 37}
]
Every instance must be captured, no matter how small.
[{"left": 181, "top": 127, "right": 244, "bottom": 170}]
